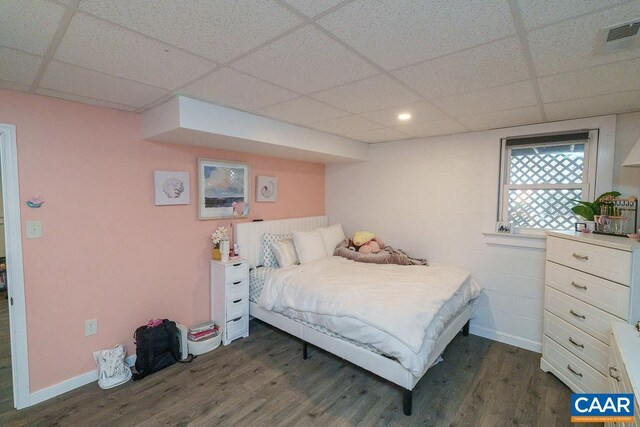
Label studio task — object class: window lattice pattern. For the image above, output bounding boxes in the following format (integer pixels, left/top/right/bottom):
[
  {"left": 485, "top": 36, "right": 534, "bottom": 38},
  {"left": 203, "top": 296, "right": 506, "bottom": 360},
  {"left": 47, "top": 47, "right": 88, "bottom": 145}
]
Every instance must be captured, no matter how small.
[
  {"left": 508, "top": 188, "right": 582, "bottom": 230},
  {"left": 510, "top": 145, "right": 584, "bottom": 185}
]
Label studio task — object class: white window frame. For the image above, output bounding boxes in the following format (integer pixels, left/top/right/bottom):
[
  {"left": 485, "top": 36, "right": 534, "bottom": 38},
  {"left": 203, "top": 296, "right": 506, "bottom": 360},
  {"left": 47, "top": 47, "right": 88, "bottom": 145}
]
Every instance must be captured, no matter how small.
[{"left": 497, "top": 130, "right": 599, "bottom": 233}]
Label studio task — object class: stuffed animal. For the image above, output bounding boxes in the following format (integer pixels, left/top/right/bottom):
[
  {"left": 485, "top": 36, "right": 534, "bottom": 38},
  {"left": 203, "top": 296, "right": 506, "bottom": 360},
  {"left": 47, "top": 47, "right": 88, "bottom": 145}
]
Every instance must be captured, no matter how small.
[{"left": 352, "top": 231, "right": 385, "bottom": 254}]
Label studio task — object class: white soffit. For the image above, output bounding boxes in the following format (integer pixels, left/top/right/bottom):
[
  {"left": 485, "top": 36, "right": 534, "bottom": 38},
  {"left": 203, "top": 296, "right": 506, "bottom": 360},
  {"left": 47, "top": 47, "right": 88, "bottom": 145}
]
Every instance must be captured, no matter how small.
[{"left": 141, "top": 96, "right": 368, "bottom": 163}]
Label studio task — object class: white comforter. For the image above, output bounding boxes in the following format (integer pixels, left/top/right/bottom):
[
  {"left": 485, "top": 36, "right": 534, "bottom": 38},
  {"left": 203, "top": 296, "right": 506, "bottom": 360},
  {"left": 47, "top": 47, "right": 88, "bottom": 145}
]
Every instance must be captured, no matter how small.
[{"left": 259, "top": 256, "right": 481, "bottom": 375}]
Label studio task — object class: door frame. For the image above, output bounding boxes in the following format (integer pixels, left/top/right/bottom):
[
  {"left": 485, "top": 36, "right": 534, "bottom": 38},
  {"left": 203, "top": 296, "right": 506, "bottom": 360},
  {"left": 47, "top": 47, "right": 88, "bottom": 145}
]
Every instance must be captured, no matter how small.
[{"left": 0, "top": 124, "right": 30, "bottom": 409}]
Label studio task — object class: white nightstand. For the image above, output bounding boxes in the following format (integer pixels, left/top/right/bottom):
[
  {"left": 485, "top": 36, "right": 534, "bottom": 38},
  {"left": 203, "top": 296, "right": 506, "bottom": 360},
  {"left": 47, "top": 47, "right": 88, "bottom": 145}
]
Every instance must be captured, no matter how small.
[{"left": 210, "top": 259, "right": 249, "bottom": 345}]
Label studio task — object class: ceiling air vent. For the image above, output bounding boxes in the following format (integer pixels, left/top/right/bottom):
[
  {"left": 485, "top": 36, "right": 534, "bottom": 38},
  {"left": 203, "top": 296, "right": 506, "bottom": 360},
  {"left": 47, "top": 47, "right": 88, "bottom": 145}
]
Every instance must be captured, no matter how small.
[{"left": 598, "top": 19, "right": 640, "bottom": 54}]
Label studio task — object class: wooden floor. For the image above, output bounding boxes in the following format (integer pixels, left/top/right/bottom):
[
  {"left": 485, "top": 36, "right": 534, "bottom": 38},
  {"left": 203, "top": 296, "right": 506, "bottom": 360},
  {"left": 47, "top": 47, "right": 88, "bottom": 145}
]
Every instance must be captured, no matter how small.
[
  {"left": 0, "top": 319, "right": 598, "bottom": 427},
  {"left": 0, "top": 290, "right": 13, "bottom": 416}
]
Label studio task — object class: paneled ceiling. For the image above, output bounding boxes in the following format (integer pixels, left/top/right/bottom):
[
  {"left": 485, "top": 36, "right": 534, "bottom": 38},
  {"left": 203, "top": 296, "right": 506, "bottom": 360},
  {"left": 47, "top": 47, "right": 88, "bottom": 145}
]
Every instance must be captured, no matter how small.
[{"left": 2, "top": 0, "right": 640, "bottom": 143}]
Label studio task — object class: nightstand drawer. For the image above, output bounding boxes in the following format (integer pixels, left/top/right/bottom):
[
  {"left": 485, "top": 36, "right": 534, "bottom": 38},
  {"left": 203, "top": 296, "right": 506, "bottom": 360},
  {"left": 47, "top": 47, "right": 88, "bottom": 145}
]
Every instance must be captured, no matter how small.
[
  {"left": 226, "top": 297, "right": 248, "bottom": 320},
  {"left": 225, "top": 279, "right": 248, "bottom": 301},
  {"left": 544, "top": 310, "right": 609, "bottom": 375},
  {"left": 545, "top": 286, "right": 620, "bottom": 343},
  {"left": 225, "top": 262, "right": 248, "bottom": 284},
  {"left": 547, "top": 236, "right": 631, "bottom": 285},
  {"left": 543, "top": 335, "right": 607, "bottom": 393},
  {"left": 546, "top": 261, "right": 630, "bottom": 319},
  {"left": 225, "top": 315, "right": 248, "bottom": 343}
]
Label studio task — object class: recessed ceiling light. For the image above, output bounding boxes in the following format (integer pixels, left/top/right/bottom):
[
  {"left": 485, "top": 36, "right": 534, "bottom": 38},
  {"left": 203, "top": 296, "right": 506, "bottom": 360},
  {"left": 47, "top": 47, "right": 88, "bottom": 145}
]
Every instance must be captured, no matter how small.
[{"left": 398, "top": 113, "right": 411, "bottom": 121}]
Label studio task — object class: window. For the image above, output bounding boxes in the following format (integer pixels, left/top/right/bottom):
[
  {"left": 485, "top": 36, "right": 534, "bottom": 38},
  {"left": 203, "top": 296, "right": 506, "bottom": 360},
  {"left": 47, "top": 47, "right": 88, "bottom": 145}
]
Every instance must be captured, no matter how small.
[{"left": 499, "top": 131, "right": 598, "bottom": 231}]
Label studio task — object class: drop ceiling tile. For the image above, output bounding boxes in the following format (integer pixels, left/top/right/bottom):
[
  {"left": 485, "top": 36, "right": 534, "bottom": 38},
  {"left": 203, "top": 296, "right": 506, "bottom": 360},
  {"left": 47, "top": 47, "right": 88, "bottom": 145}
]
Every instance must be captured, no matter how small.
[
  {"left": 309, "top": 115, "right": 382, "bottom": 135},
  {"left": 0, "top": 0, "right": 66, "bottom": 55},
  {"left": 257, "top": 97, "right": 349, "bottom": 125},
  {"left": 393, "top": 37, "right": 529, "bottom": 99},
  {"left": 310, "top": 75, "right": 421, "bottom": 114},
  {"left": 78, "top": 0, "right": 303, "bottom": 63},
  {"left": 518, "top": 0, "right": 627, "bottom": 29},
  {"left": 40, "top": 61, "right": 168, "bottom": 107},
  {"left": 360, "top": 102, "right": 450, "bottom": 127},
  {"left": 0, "top": 80, "right": 31, "bottom": 92},
  {"left": 393, "top": 119, "right": 467, "bottom": 138},
  {"left": 182, "top": 68, "right": 298, "bottom": 111},
  {"left": 344, "top": 127, "right": 411, "bottom": 143},
  {"left": 36, "top": 87, "right": 138, "bottom": 111},
  {"left": 318, "top": 0, "right": 515, "bottom": 69},
  {"left": 544, "top": 90, "right": 640, "bottom": 121},
  {"left": 0, "top": 47, "right": 41, "bottom": 86},
  {"left": 282, "top": 0, "right": 344, "bottom": 17},
  {"left": 54, "top": 13, "right": 216, "bottom": 90},
  {"left": 538, "top": 58, "right": 640, "bottom": 103},
  {"left": 231, "top": 25, "right": 378, "bottom": 93},
  {"left": 457, "top": 106, "right": 543, "bottom": 131},
  {"left": 528, "top": 2, "right": 640, "bottom": 76},
  {"left": 431, "top": 80, "right": 538, "bottom": 117}
]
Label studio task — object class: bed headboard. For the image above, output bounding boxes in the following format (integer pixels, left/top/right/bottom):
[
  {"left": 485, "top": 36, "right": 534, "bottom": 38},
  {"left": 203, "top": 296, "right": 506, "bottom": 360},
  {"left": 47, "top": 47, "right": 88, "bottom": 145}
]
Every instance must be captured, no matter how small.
[{"left": 235, "top": 216, "right": 328, "bottom": 267}]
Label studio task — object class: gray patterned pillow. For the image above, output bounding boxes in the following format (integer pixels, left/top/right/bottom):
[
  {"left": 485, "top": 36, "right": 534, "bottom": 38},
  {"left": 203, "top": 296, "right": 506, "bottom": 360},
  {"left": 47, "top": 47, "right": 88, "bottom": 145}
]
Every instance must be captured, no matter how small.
[{"left": 261, "top": 233, "right": 293, "bottom": 267}]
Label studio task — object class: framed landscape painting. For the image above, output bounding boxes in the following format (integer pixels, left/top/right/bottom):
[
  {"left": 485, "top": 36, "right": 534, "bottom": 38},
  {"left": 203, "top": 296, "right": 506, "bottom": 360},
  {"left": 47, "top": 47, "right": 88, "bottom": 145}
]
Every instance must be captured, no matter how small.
[{"left": 198, "top": 159, "right": 250, "bottom": 220}]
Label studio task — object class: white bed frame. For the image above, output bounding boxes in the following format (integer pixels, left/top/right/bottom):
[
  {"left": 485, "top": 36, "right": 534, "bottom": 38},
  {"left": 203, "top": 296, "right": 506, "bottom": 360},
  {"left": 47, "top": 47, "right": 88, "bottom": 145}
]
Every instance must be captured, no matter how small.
[{"left": 235, "top": 216, "right": 473, "bottom": 416}]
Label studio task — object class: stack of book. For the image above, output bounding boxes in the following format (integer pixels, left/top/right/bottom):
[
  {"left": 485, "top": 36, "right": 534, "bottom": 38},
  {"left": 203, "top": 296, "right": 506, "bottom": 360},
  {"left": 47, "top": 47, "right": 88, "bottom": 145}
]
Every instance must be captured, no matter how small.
[{"left": 188, "top": 321, "right": 219, "bottom": 342}]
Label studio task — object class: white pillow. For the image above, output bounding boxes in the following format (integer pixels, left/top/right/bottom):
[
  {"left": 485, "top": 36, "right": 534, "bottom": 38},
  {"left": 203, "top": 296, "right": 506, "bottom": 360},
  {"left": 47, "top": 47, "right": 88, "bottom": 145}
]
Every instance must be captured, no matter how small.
[
  {"left": 271, "top": 239, "right": 299, "bottom": 268},
  {"left": 261, "top": 233, "right": 292, "bottom": 267},
  {"left": 317, "top": 223, "right": 346, "bottom": 256},
  {"left": 292, "top": 230, "right": 328, "bottom": 264}
]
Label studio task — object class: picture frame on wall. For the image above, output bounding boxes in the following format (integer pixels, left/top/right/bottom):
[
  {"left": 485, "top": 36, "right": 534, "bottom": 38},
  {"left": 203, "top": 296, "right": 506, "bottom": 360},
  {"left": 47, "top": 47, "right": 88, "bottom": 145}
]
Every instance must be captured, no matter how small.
[
  {"left": 256, "top": 176, "right": 278, "bottom": 203},
  {"left": 198, "top": 159, "right": 250, "bottom": 219},
  {"left": 154, "top": 171, "right": 190, "bottom": 206}
]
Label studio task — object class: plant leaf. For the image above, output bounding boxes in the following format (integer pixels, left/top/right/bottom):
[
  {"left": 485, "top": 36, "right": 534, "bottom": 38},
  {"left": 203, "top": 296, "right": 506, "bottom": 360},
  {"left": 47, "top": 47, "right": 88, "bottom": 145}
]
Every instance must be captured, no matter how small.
[{"left": 572, "top": 205, "right": 594, "bottom": 221}]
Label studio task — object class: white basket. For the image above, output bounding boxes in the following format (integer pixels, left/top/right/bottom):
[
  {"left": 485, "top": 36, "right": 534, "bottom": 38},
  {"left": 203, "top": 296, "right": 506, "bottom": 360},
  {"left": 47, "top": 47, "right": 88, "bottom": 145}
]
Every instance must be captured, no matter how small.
[{"left": 188, "top": 332, "right": 221, "bottom": 356}]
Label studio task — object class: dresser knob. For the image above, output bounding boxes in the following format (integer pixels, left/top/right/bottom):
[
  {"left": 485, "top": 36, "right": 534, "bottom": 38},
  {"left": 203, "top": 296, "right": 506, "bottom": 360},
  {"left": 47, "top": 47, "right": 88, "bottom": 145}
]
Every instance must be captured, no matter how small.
[
  {"left": 571, "top": 281, "right": 587, "bottom": 290},
  {"left": 572, "top": 253, "right": 589, "bottom": 260},
  {"left": 609, "top": 366, "right": 621, "bottom": 382},
  {"left": 567, "top": 364, "right": 583, "bottom": 377},
  {"left": 568, "top": 337, "right": 584, "bottom": 348},
  {"left": 570, "top": 309, "right": 586, "bottom": 320}
]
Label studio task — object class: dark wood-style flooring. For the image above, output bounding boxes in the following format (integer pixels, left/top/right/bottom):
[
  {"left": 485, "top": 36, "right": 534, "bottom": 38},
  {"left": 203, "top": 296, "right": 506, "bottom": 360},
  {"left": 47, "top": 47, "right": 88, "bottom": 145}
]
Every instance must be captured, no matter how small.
[{"left": 0, "top": 318, "right": 598, "bottom": 426}]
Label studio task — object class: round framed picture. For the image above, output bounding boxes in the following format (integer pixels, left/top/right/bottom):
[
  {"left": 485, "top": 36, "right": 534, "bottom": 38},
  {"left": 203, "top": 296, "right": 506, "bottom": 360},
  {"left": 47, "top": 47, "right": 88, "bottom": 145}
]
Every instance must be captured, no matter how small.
[{"left": 256, "top": 176, "right": 277, "bottom": 202}]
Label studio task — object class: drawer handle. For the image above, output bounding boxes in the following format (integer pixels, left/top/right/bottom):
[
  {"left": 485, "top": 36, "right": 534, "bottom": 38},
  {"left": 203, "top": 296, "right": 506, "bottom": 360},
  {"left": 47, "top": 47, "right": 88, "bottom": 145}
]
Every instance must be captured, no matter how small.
[
  {"left": 570, "top": 281, "right": 587, "bottom": 291},
  {"left": 572, "top": 253, "right": 589, "bottom": 261},
  {"left": 609, "top": 366, "right": 621, "bottom": 382},
  {"left": 567, "top": 364, "right": 583, "bottom": 377},
  {"left": 233, "top": 263, "right": 242, "bottom": 267},
  {"left": 232, "top": 299, "right": 242, "bottom": 304},
  {"left": 568, "top": 337, "right": 584, "bottom": 349},
  {"left": 569, "top": 309, "right": 586, "bottom": 320},
  {"left": 232, "top": 281, "right": 242, "bottom": 285},
  {"left": 230, "top": 316, "right": 242, "bottom": 322}
]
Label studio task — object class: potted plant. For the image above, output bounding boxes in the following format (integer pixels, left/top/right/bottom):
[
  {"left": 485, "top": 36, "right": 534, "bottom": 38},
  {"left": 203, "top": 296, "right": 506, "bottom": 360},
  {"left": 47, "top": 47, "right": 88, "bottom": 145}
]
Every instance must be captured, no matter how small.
[{"left": 571, "top": 191, "right": 621, "bottom": 230}]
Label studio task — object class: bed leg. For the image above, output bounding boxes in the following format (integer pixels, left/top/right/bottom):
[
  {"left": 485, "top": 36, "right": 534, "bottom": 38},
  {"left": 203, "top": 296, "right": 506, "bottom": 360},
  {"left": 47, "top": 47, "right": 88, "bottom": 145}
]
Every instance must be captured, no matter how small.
[
  {"left": 302, "top": 341, "right": 308, "bottom": 360},
  {"left": 403, "top": 389, "right": 412, "bottom": 416},
  {"left": 462, "top": 320, "right": 470, "bottom": 337}
]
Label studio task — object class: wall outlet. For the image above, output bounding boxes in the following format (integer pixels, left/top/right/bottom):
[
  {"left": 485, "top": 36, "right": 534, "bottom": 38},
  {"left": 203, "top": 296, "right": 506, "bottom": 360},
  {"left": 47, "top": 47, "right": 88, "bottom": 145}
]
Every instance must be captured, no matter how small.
[
  {"left": 26, "top": 220, "right": 42, "bottom": 239},
  {"left": 85, "top": 319, "right": 98, "bottom": 336}
]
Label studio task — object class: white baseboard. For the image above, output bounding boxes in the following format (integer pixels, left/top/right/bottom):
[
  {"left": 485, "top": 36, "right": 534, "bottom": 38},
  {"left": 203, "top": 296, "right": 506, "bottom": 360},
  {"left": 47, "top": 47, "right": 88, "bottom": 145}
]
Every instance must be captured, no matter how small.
[
  {"left": 29, "top": 355, "right": 136, "bottom": 407},
  {"left": 470, "top": 324, "right": 542, "bottom": 354}
]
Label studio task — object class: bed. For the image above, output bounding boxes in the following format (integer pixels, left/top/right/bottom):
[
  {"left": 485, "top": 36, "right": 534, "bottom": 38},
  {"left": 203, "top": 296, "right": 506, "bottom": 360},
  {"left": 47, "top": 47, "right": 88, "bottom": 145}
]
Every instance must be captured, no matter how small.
[{"left": 235, "top": 216, "right": 480, "bottom": 416}]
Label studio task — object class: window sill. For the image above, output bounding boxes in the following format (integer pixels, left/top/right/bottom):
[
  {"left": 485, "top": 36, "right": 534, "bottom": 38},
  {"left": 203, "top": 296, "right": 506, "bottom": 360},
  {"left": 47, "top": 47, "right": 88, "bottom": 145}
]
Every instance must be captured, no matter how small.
[{"left": 483, "top": 232, "right": 546, "bottom": 249}]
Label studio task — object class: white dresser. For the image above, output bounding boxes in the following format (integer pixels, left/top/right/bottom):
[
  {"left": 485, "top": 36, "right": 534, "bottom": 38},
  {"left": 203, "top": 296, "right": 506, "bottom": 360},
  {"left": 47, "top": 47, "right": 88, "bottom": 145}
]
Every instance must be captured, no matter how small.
[
  {"left": 210, "top": 259, "right": 250, "bottom": 345},
  {"left": 541, "top": 231, "right": 640, "bottom": 393},
  {"left": 608, "top": 322, "right": 640, "bottom": 427}
]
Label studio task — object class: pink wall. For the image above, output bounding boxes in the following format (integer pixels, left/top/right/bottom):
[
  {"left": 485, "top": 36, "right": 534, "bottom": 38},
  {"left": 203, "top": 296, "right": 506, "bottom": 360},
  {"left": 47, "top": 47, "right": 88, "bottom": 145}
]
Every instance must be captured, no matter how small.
[{"left": 0, "top": 89, "right": 325, "bottom": 392}]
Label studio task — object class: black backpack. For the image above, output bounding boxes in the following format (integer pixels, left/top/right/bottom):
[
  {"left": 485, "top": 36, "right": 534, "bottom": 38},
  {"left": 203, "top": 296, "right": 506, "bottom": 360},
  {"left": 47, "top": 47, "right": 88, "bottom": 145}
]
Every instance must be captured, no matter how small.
[{"left": 132, "top": 319, "right": 180, "bottom": 380}]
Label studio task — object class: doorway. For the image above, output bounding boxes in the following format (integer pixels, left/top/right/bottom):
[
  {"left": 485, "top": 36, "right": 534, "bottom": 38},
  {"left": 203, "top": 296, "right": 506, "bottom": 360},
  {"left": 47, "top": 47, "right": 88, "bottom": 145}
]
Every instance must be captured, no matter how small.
[
  {"left": 0, "top": 162, "right": 10, "bottom": 412},
  {"left": 0, "top": 124, "right": 29, "bottom": 409}
]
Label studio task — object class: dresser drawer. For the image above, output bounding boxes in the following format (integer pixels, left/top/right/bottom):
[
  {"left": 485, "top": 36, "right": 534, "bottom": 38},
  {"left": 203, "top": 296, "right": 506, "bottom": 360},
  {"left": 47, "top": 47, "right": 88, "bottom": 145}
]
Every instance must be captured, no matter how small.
[
  {"left": 225, "top": 315, "right": 248, "bottom": 343},
  {"left": 543, "top": 335, "right": 607, "bottom": 393},
  {"left": 544, "top": 311, "right": 609, "bottom": 375},
  {"left": 225, "top": 279, "right": 248, "bottom": 301},
  {"left": 608, "top": 332, "right": 633, "bottom": 395},
  {"left": 545, "top": 286, "right": 620, "bottom": 343},
  {"left": 225, "top": 262, "right": 249, "bottom": 284},
  {"left": 546, "top": 261, "right": 630, "bottom": 319},
  {"left": 546, "top": 236, "right": 631, "bottom": 285},
  {"left": 226, "top": 297, "right": 248, "bottom": 320}
]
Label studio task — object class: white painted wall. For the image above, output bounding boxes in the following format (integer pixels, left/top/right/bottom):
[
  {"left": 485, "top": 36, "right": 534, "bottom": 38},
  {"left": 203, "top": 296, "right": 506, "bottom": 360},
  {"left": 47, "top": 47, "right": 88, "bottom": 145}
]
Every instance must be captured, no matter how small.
[{"left": 326, "top": 114, "right": 637, "bottom": 353}]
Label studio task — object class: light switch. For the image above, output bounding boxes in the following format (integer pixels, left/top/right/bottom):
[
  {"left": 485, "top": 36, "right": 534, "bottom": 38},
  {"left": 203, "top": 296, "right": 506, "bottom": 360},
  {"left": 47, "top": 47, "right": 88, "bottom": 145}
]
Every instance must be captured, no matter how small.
[{"left": 26, "top": 220, "right": 42, "bottom": 239}]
